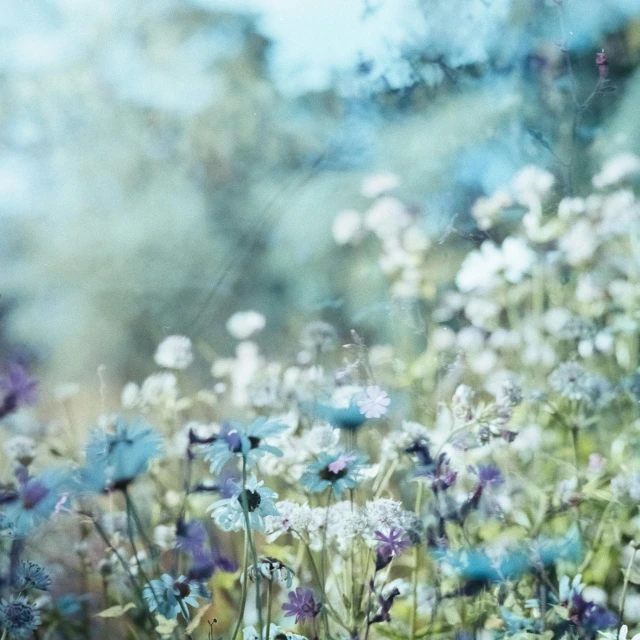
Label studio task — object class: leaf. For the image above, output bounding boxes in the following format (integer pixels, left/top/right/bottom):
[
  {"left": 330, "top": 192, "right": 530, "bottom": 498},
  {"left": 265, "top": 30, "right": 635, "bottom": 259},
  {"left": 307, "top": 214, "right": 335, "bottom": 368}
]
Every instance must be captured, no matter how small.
[
  {"left": 155, "top": 615, "right": 179, "bottom": 638},
  {"left": 95, "top": 603, "right": 136, "bottom": 618}
]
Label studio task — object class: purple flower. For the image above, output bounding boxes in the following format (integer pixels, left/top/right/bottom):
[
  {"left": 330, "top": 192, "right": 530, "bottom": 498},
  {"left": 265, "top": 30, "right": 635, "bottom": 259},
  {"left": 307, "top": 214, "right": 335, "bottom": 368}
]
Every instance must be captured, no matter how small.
[
  {"left": 375, "top": 527, "right": 410, "bottom": 559},
  {"left": 476, "top": 465, "right": 503, "bottom": 488},
  {"left": 418, "top": 453, "right": 457, "bottom": 492},
  {"left": 176, "top": 520, "right": 237, "bottom": 581},
  {"left": 0, "top": 364, "right": 38, "bottom": 419},
  {"left": 281, "top": 587, "right": 321, "bottom": 624}
]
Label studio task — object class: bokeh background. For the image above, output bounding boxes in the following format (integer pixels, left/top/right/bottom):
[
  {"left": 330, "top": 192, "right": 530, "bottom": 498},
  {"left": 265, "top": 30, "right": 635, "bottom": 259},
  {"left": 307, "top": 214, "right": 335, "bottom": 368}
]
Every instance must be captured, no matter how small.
[{"left": 2, "top": 0, "right": 640, "bottom": 389}]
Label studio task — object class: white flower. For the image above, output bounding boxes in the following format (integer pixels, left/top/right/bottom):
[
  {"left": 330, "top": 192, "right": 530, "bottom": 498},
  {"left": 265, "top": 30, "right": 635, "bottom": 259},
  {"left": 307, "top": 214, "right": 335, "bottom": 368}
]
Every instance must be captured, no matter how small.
[
  {"left": 4, "top": 435, "right": 36, "bottom": 466},
  {"left": 243, "top": 624, "right": 307, "bottom": 640},
  {"left": 361, "top": 172, "right": 400, "bottom": 198},
  {"left": 618, "top": 624, "right": 640, "bottom": 640},
  {"left": 332, "top": 209, "right": 362, "bottom": 245},
  {"left": 364, "top": 197, "right": 410, "bottom": 238},
  {"left": 140, "top": 373, "right": 178, "bottom": 407},
  {"left": 357, "top": 385, "right": 390, "bottom": 418},
  {"left": 226, "top": 311, "right": 266, "bottom": 340},
  {"left": 208, "top": 475, "right": 279, "bottom": 532},
  {"left": 456, "top": 241, "right": 504, "bottom": 292},
  {"left": 121, "top": 382, "right": 141, "bottom": 408},
  {"left": 471, "top": 189, "right": 513, "bottom": 230},
  {"left": 559, "top": 220, "right": 597, "bottom": 265},
  {"left": 154, "top": 336, "right": 193, "bottom": 370},
  {"left": 501, "top": 237, "right": 535, "bottom": 283},
  {"left": 592, "top": 153, "right": 640, "bottom": 189}
]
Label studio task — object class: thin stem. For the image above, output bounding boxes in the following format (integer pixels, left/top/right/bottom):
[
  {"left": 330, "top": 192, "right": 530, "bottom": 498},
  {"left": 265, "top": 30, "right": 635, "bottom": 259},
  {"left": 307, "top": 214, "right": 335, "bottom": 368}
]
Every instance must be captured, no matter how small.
[
  {"left": 620, "top": 546, "right": 638, "bottom": 627},
  {"left": 265, "top": 581, "right": 273, "bottom": 640},
  {"left": 239, "top": 458, "right": 264, "bottom": 634},
  {"left": 230, "top": 529, "right": 250, "bottom": 640},
  {"left": 410, "top": 482, "right": 424, "bottom": 640}
]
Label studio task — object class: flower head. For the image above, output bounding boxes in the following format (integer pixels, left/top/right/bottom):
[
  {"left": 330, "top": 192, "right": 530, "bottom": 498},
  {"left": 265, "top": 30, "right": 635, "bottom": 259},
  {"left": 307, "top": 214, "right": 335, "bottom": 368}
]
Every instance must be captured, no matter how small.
[
  {"left": 16, "top": 561, "right": 51, "bottom": 591},
  {"left": 0, "top": 364, "right": 38, "bottom": 419},
  {"left": 282, "top": 587, "right": 321, "bottom": 624},
  {"left": 0, "top": 596, "right": 41, "bottom": 639},
  {"left": 142, "top": 574, "right": 199, "bottom": 620},
  {"left": 82, "top": 417, "right": 162, "bottom": 492},
  {"left": 205, "top": 418, "right": 286, "bottom": 474},
  {"left": 154, "top": 335, "right": 193, "bottom": 369},
  {"left": 301, "top": 451, "right": 368, "bottom": 498},
  {"left": 358, "top": 385, "right": 390, "bottom": 419},
  {"left": 207, "top": 474, "right": 278, "bottom": 532},
  {"left": 249, "top": 557, "right": 294, "bottom": 587}
]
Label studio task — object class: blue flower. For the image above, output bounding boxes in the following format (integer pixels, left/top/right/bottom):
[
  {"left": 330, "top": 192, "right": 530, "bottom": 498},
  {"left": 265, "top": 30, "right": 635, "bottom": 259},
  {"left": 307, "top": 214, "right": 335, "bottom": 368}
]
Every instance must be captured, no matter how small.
[
  {"left": 81, "top": 417, "right": 162, "bottom": 492},
  {"left": 307, "top": 400, "right": 367, "bottom": 430},
  {"left": 0, "top": 596, "right": 41, "bottom": 639},
  {"left": 0, "top": 467, "right": 71, "bottom": 538},
  {"left": 300, "top": 451, "right": 368, "bottom": 498},
  {"left": 205, "top": 418, "right": 285, "bottom": 474},
  {"left": 207, "top": 474, "right": 278, "bottom": 532},
  {"left": 142, "top": 574, "right": 199, "bottom": 620},
  {"left": 16, "top": 561, "right": 51, "bottom": 591}
]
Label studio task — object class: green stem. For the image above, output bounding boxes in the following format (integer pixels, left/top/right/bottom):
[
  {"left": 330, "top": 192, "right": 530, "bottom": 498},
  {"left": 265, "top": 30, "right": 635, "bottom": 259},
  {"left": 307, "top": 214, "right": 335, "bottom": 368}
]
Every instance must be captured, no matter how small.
[
  {"left": 410, "top": 482, "right": 424, "bottom": 640},
  {"left": 239, "top": 458, "right": 264, "bottom": 634},
  {"left": 230, "top": 529, "right": 250, "bottom": 640},
  {"left": 620, "top": 545, "right": 638, "bottom": 627},
  {"left": 265, "top": 581, "right": 273, "bottom": 640}
]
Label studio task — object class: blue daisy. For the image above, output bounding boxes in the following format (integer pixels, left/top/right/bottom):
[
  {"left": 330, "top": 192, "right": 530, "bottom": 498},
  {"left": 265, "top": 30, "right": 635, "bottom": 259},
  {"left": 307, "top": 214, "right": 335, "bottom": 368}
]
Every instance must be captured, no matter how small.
[
  {"left": 205, "top": 418, "right": 285, "bottom": 474},
  {"left": 207, "top": 474, "right": 278, "bottom": 532},
  {"left": 81, "top": 417, "right": 162, "bottom": 492},
  {"left": 142, "top": 574, "right": 200, "bottom": 620},
  {"left": 300, "top": 451, "right": 368, "bottom": 498}
]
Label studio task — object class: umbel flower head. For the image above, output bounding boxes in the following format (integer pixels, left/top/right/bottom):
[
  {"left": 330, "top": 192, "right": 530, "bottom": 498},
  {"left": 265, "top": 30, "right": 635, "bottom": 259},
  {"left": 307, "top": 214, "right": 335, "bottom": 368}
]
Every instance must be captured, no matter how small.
[
  {"left": 207, "top": 474, "right": 278, "bottom": 532},
  {"left": 0, "top": 596, "right": 41, "bottom": 639},
  {"left": 205, "top": 418, "right": 286, "bottom": 474},
  {"left": 301, "top": 451, "right": 368, "bottom": 498},
  {"left": 142, "top": 574, "right": 199, "bottom": 620},
  {"left": 82, "top": 417, "right": 162, "bottom": 492}
]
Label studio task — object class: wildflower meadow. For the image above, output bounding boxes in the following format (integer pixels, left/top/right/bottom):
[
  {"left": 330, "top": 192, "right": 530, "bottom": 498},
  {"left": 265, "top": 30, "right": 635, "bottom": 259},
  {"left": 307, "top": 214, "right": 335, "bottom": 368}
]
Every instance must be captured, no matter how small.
[{"left": 3, "top": 1, "right": 640, "bottom": 640}]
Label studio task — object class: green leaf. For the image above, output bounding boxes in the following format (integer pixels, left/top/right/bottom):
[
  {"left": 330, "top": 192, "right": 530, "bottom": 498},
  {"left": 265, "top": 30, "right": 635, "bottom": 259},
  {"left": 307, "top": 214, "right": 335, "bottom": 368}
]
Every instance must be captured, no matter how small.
[{"left": 95, "top": 603, "right": 136, "bottom": 618}]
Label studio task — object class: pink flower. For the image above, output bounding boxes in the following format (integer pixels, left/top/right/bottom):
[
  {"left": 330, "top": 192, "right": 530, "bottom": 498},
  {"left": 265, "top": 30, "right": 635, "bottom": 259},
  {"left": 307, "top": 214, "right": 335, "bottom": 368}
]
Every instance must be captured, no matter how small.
[
  {"left": 357, "top": 385, "right": 390, "bottom": 419},
  {"left": 328, "top": 454, "right": 357, "bottom": 474}
]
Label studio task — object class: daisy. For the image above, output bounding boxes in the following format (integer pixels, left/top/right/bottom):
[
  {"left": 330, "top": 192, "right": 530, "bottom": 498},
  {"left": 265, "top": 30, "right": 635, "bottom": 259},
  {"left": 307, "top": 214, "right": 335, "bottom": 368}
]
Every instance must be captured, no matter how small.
[
  {"left": 357, "top": 385, "right": 390, "bottom": 419},
  {"left": 301, "top": 451, "right": 368, "bottom": 498},
  {"left": 207, "top": 475, "right": 279, "bottom": 532},
  {"left": 142, "top": 574, "right": 200, "bottom": 620},
  {"left": 205, "top": 418, "right": 286, "bottom": 474}
]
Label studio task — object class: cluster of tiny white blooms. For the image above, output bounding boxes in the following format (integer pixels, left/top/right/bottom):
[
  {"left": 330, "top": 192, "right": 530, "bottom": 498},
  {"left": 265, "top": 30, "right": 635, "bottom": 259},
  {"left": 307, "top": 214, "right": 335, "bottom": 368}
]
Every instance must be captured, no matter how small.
[
  {"left": 3, "top": 435, "right": 36, "bottom": 466},
  {"left": 592, "top": 152, "right": 640, "bottom": 189},
  {"left": 325, "top": 502, "right": 368, "bottom": 552},
  {"left": 226, "top": 310, "right": 266, "bottom": 340},
  {"left": 154, "top": 335, "right": 193, "bottom": 370},
  {"left": 456, "top": 236, "right": 535, "bottom": 293},
  {"left": 331, "top": 179, "right": 434, "bottom": 298},
  {"left": 471, "top": 189, "right": 513, "bottom": 230},
  {"left": 264, "top": 500, "right": 313, "bottom": 543},
  {"left": 511, "top": 165, "right": 556, "bottom": 236},
  {"left": 212, "top": 341, "right": 265, "bottom": 407},
  {"left": 364, "top": 498, "right": 405, "bottom": 536}
]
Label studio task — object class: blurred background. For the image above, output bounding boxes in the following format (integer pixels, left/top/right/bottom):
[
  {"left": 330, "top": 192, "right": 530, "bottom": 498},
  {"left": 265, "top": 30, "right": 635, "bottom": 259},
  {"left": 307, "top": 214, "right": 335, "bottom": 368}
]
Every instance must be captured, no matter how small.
[{"left": 2, "top": 0, "right": 640, "bottom": 387}]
